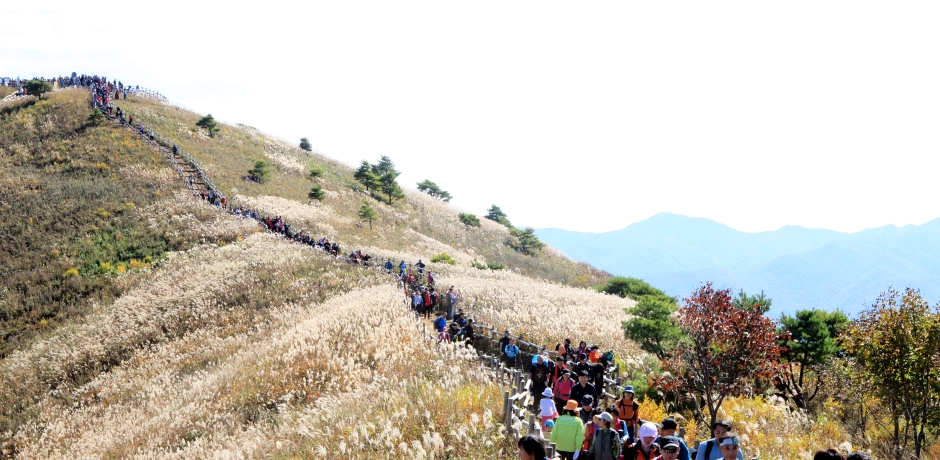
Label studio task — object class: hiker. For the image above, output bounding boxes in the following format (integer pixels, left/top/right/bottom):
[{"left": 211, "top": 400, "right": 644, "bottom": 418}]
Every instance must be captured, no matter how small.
[
  {"left": 415, "top": 259, "right": 426, "bottom": 273},
  {"left": 587, "top": 412, "right": 622, "bottom": 460},
  {"left": 550, "top": 399, "right": 585, "bottom": 460},
  {"left": 498, "top": 331, "right": 512, "bottom": 363},
  {"left": 715, "top": 433, "right": 743, "bottom": 460},
  {"left": 445, "top": 286, "right": 458, "bottom": 320},
  {"left": 556, "top": 338, "right": 572, "bottom": 359},
  {"left": 654, "top": 436, "right": 683, "bottom": 460},
  {"left": 569, "top": 371, "right": 598, "bottom": 412},
  {"left": 553, "top": 370, "right": 575, "bottom": 413},
  {"left": 579, "top": 396, "right": 596, "bottom": 424},
  {"left": 538, "top": 388, "right": 558, "bottom": 429},
  {"left": 656, "top": 418, "right": 690, "bottom": 460},
  {"left": 421, "top": 289, "right": 432, "bottom": 319},
  {"left": 411, "top": 291, "right": 423, "bottom": 313},
  {"left": 617, "top": 386, "right": 640, "bottom": 443},
  {"left": 447, "top": 322, "right": 461, "bottom": 343},
  {"left": 384, "top": 259, "right": 393, "bottom": 272},
  {"left": 529, "top": 355, "right": 551, "bottom": 400},
  {"left": 694, "top": 420, "right": 743, "bottom": 460},
  {"left": 428, "top": 287, "right": 440, "bottom": 314},
  {"left": 427, "top": 270, "right": 435, "bottom": 286},
  {"left": 463, "top": 318, "right": 475, "bottom": 347},
  {"left": 625, "top": 422, "right": 661, "bottom": 460},
  {"left": 504, "top": 338, "right": 521, "bottom": 369},
  {"left": 516, "top": 434, "right": 550, "bottom": 460},
  {"left": 433, "top": 313, "right": 447, "bottom": 333},
  {"left": 399, "top": 260, "right": 406, "bottom": 275}
]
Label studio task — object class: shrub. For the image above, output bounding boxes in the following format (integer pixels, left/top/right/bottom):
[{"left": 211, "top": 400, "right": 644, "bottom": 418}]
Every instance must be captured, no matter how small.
[
  {"left": 87, "top": 109, "right": 105, "bottom": 127},
  {"left": 308, "top": 185, "right": 325, "bottom": 201},
  {"left": 470, "top": 259, "right": 487, "bottom": 270},
  {"left": 430, "top": 253, "right": 457, "bottom": 265},
  {"left": 248, "top": 160, "right": 270, "bottom": 183},
  {"left": 62, "top": 268, "right": 79, "bottom": 278},
  {"left": 458, "top": 213, "right": 481, "bottom": 227},
  {"left": 486, "top": 261, "right": 503, "bottom": 270},
  {"left": 299, "top": 137, "right": 312, "bottom": 151}
]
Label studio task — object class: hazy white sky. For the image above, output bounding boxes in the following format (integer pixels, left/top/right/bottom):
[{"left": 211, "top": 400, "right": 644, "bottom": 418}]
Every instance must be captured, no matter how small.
[{"left": 4, "top": 1, "right": 939, "bottom": 233}]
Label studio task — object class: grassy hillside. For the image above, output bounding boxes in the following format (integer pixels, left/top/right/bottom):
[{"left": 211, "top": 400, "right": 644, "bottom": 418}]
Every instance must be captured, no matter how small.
[{"left": 0, "top": 89, "right": 242, "bottom": 357}]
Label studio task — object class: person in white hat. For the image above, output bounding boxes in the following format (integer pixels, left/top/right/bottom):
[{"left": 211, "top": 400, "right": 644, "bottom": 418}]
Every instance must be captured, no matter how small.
[{"left": 539, "top": 388, "right": 558, "bottom": 429}]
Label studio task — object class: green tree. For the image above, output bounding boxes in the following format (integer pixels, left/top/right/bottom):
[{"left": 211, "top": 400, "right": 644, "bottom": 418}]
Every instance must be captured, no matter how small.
[
  {"left": 353, "top": 161, "right": 380, "bottom": 193},
  {"left": 87, "top": 108, "right": 106, "bottom": 127},
  {"left": 309, "top": 164, "right": 324, "bottom": 180},
  {"left": 507, "top": 227, "right": 545, "bottom": 255},
  {"left": 485, "top": 205, "right": 512, "bottom": 227},
  {"left": 778, "top": 309, "right": 849, "bottom": 406},
  {"left": 25, "top": 79, "right": 52, "bottom": 99},
  {"left": 842, "top": 288, "right": 940, "bottom": 460},
  {"left": 458, "top": 213, "right": 481, "bottom": 227},
  {"left": 299, "top": 137, "right": 312, "bottom": 151},
  {"left": 417, "top": 180, "right": 452, "bottom": 202},
  {"left": 372, "top": 155, "right": 399, "bottom": 176},
  {"left": 196, "top": 114, "right": 220, "bottom": 138},
  {"left": 733, "top": 289, "right": 772, "bottom": 313},
  {"left": 248, "top": 160, "right": 270, "bottom": 183},
  {"left": 598, "top": 277, "right": 673, "bottom": 302},
  {"left": 357, "top": 201, "right": 377, "bottom": 229},
  {"left": 308, "top": 185, "right": 325, "bottom": 201},
  {"left": 623, "top": 297, "right": 683, "bottom": 360},
  {"left": 378, "top": 171, "right": 404, "bottom": 205}
]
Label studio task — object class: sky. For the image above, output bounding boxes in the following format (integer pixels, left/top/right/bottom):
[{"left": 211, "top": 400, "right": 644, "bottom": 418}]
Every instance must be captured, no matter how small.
[{"left": 3, "top": 1, "right": 940, "bottom": 233}]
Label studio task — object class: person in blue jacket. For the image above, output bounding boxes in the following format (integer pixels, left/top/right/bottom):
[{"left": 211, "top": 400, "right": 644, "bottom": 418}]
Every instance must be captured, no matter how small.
[{"left": 433, "top": 312, "right": 447, "bottom": 333}]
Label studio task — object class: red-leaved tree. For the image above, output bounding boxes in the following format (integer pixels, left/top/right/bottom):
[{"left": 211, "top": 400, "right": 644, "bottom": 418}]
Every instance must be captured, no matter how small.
[{"left": 655, "top": 283, "right": 784, "bottom": 427}]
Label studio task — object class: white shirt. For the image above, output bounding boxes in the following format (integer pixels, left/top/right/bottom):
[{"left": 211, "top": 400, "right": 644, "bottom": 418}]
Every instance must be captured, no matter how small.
[{"left": 539, "top": 397, "right": 558, "bottom": 417}]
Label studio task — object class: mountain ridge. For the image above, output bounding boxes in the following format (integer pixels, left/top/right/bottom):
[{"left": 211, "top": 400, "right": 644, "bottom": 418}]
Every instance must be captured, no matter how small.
[{"left": 536, "top": 213, "right": 940, "bottom": 315}]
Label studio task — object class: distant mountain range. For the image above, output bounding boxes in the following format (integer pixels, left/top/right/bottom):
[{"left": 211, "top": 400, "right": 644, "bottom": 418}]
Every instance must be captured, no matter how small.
[{"left": 535, "top": 213, "right": 940, "bottom": 316}]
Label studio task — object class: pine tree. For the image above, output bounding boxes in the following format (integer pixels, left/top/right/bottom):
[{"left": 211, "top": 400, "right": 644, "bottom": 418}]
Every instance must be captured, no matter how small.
[
  {"left": 354, "top": 161, "right": 380, "bottom": 192},
  {"left": 196, "top": 114, "right": 220, "bottom": 138},
  {"left": 379, "top": 171, "right": 405, "bottom": 205},
  {"left": 485, "top": 205, "right": 512, "bottom": 227},
  {"left": 248, "top": 160, "right": 270, "bottom": 183},
  {"left": 87, "top": 108, "right": 105, "bottom": 127},
  {"left": 507, "top": 227, "right": 545, "bottom": 255},
  {"left": 308, "top": 185, "right": 325, "bottom": 201},
  {"left": 25, "top": 79, "right": 52, "bottom": 99},
  {"left": 299, "top": 137, "right": 312, "bottom": 151},
  {"left": 417, "top": 180, "right": 453, "bottom": 202},
  {"left": 358, "top": 201, "right": 377, "bottom": 229}
]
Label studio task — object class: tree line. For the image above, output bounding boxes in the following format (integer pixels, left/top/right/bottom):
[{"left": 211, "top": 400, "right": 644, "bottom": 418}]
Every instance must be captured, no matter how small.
[{"left": 606, "top": 276, "right": 940, "bottom": 460}]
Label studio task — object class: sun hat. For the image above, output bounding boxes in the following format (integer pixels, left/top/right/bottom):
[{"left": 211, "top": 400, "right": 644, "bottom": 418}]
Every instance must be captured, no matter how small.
[
  {"left": 622, "top": 385, "right": 635, "bottom": 394},
  {"left": 563, "top": 399, "right": 581, "bottom": 412},
  {"left": 599, "top": 412, "right": 613, "bottom": 423},
  {"left": 542, "top": 388, "right": 553, "bottom": 397},
  {"left": 544, "top": 420, "right": 555, "bottom": 428}
]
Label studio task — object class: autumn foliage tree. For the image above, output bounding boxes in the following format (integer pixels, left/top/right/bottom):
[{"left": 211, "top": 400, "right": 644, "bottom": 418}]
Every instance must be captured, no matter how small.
[
  {"left": 842, "top": 288, "right": 940, "bottom": 460},
  {"left": 655, "top": 283, "right": 784, "bottom": 427}
]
